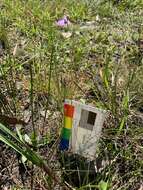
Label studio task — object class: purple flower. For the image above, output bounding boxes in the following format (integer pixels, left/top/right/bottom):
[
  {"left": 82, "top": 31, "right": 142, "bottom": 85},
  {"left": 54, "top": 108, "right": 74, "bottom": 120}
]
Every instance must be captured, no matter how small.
[{"left": 56, "top": 16, "right": 70, "bottom": 27}]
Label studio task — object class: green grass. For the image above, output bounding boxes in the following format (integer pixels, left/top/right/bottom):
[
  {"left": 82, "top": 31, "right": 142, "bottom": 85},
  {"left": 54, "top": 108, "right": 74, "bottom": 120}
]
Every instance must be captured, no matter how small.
[{"left": 0, "top": 0, "right": 143, "bottom": 189}]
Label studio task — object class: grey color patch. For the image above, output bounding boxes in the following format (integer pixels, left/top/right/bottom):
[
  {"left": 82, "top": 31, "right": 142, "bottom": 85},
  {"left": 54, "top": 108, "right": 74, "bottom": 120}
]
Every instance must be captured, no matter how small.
[{"left": 79, "top": 109, "right": 97, "bottom": 131}]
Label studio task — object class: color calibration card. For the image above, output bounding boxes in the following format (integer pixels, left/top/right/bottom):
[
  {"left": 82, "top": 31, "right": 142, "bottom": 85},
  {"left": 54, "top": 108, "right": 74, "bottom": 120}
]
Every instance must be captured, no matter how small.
[{"left": 59, "top": 100, "right": 107, "bottom": 160}]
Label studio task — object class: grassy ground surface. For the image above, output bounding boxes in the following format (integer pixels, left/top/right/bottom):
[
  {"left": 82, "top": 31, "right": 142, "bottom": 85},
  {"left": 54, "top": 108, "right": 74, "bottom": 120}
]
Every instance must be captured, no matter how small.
[{"left": 0, "top": 0, "right": 143, "bottom": 190}]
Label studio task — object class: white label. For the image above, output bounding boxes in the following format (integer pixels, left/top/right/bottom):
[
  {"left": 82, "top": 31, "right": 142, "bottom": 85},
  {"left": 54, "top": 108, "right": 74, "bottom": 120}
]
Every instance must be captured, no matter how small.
[{"left": 65, "top": 100, "right": 107, "bottom": 160}]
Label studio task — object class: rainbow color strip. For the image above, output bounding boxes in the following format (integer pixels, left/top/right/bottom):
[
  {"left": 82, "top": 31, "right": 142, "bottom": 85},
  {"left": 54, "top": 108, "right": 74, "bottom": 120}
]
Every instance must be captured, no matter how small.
[{"left": 59, "top": 103, "right": 74, "bottom": 151}]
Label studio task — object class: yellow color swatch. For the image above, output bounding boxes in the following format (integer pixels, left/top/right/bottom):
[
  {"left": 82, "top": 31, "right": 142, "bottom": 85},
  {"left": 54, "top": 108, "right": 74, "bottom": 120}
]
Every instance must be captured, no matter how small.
[{"left": 64, "top": 116, "right": 73, "bottom": 129}]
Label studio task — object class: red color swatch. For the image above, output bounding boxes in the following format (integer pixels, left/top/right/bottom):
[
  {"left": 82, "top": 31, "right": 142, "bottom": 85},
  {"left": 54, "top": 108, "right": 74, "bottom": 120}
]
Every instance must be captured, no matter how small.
[{"left": 64, "top": 104, "right": 74, "bottom": 118}]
